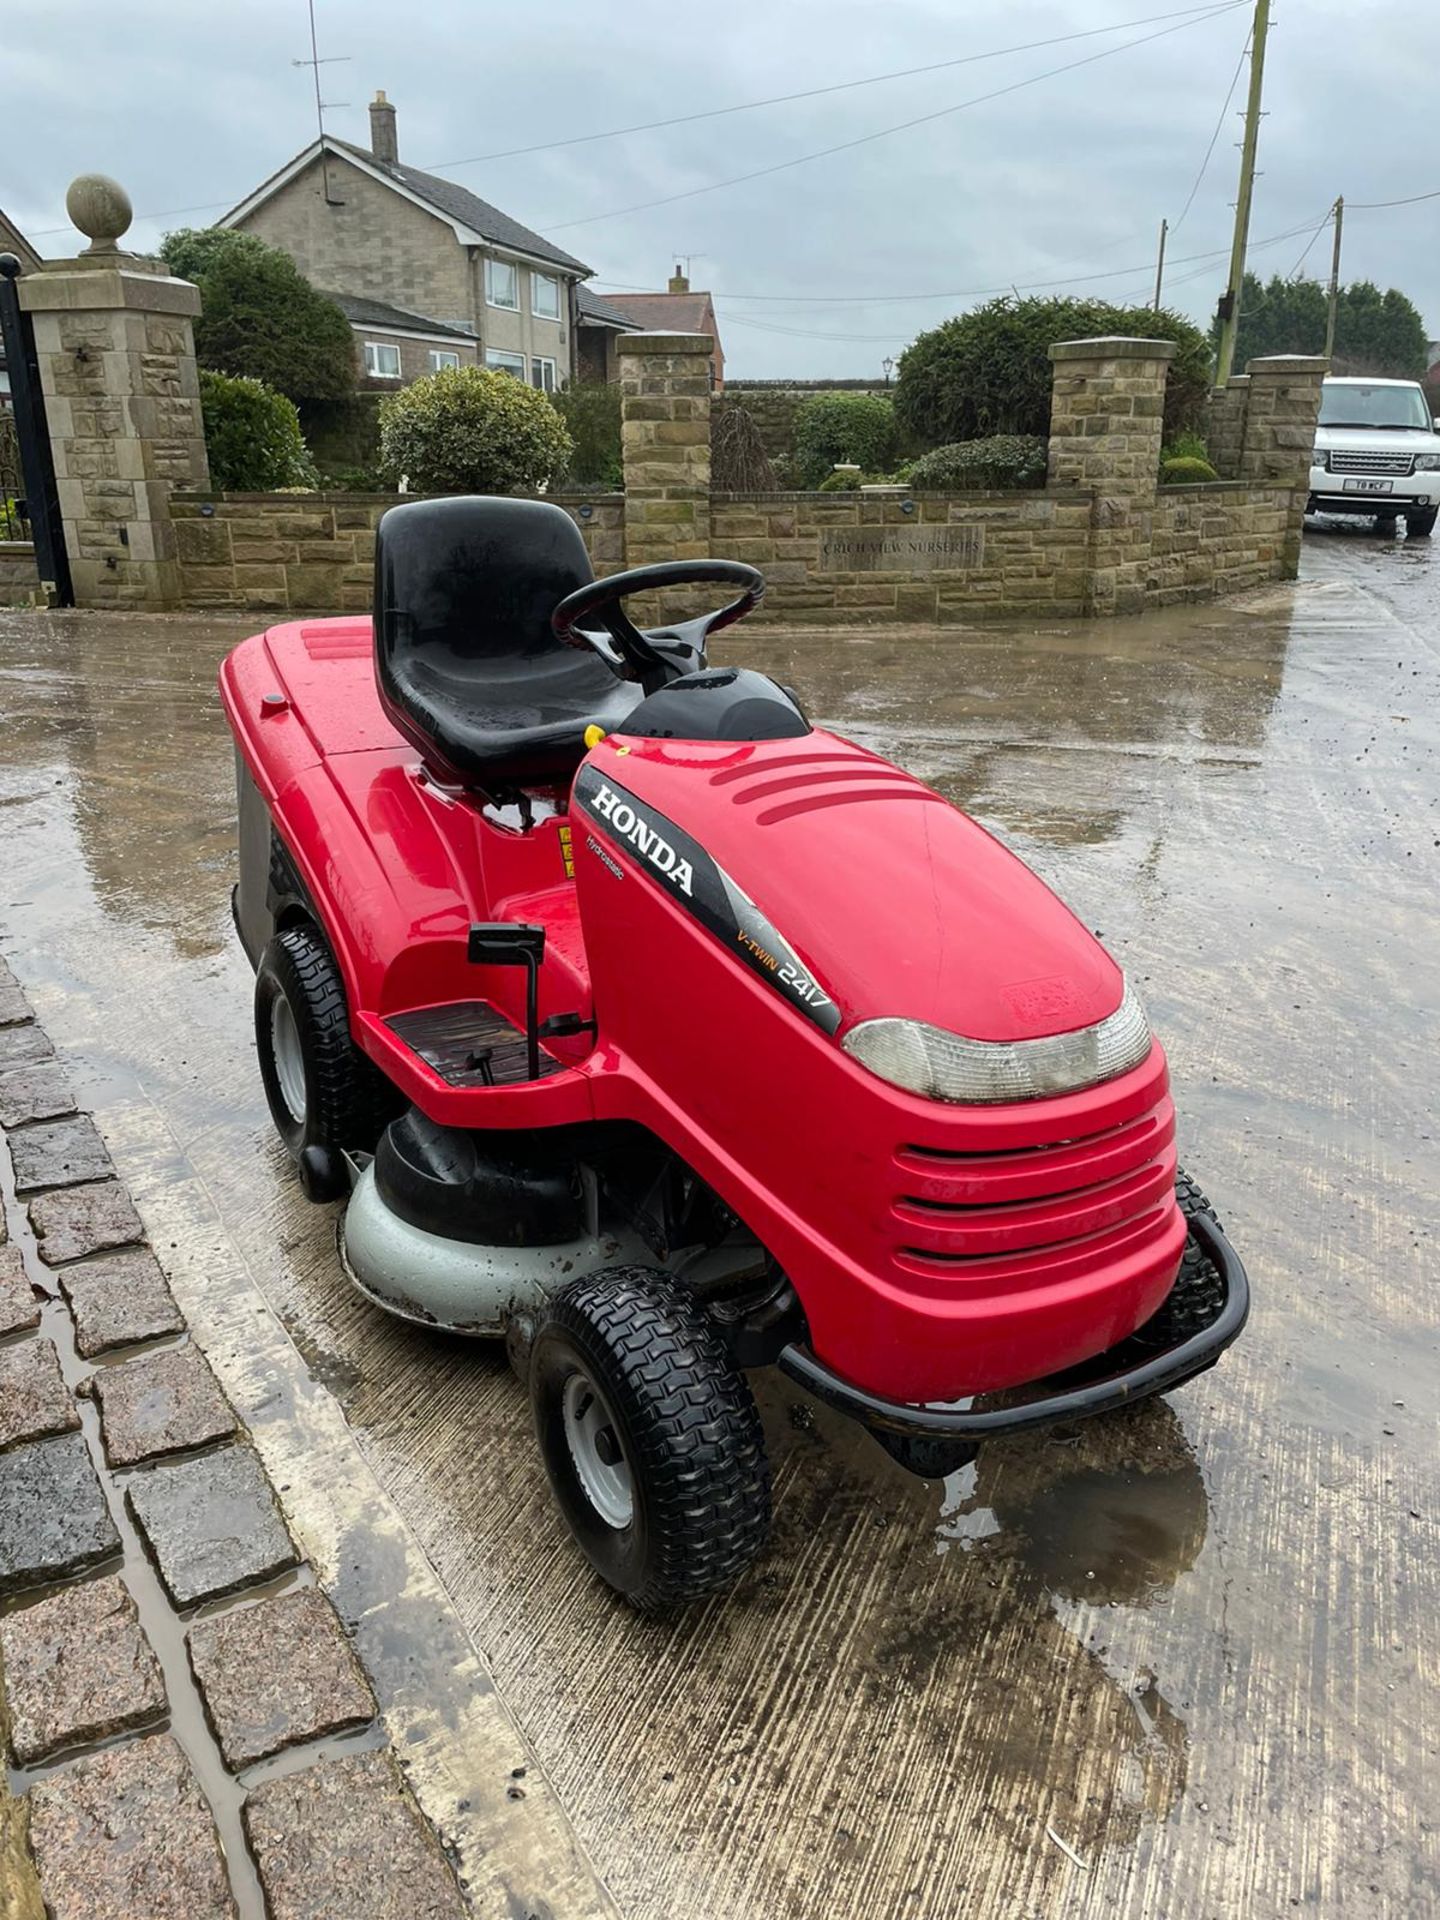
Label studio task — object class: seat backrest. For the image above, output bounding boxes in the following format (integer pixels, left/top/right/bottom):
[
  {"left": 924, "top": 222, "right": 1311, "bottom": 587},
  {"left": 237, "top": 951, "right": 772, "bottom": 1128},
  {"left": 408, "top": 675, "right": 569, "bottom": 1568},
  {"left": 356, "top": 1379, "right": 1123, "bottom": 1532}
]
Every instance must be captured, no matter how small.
[{"left": 374, "top": 494, "right": 595, "bottom": 727}]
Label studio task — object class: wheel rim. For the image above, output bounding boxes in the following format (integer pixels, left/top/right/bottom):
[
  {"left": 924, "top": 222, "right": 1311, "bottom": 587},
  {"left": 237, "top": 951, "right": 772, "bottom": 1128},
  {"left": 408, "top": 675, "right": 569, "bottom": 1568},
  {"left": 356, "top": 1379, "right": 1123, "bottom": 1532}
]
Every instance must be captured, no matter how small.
[
  {"left": 270, "top": 993, "right": 308, "bottom": 1125},
  {"left": 562, "top": 1370, "right": 634, "bottom": 1530}
]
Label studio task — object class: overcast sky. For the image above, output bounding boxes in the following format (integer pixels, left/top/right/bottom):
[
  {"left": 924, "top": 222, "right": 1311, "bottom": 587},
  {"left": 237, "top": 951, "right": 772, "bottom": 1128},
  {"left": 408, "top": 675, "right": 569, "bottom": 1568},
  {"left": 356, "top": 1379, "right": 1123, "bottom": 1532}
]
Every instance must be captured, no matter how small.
[{"left": 6, "top": 0, "right": 1437, "bottom": 378}]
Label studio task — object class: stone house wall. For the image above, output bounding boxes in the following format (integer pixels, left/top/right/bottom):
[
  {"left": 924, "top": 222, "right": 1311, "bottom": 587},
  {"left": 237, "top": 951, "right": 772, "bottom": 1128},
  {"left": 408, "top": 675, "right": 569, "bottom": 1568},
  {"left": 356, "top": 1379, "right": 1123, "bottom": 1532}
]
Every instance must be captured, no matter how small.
[{"left": 170, "top": 493, "right": 623, "bottom": 614}]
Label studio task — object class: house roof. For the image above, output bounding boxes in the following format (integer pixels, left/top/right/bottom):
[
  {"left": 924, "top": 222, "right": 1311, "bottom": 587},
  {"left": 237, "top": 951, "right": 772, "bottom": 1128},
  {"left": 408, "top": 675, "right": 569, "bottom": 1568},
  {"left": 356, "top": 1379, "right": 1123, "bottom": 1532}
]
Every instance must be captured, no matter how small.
[
  {"left": 576, "top": 284, "right": 644, "bottom": 330},
  {"left": 599, "top": 290, "right": 718, "bottom": 340},
  {"left": 324, "top": 290, "right": 478, "bottom": 340},
  {"left": 327, "top": 139, "right": 591, "bottom": 276},
  {"left": 0, "top": 208, "right": 42, "bottom": 274},
  {"left": 222, "top": 138, "right": 591, "bottom": 278}
]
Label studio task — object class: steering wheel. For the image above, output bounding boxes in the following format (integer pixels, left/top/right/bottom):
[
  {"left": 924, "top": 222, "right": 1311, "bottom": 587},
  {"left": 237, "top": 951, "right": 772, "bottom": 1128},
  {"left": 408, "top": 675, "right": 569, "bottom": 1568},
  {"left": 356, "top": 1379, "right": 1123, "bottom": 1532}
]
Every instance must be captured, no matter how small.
[{"left": 551, "top": 560, "right": 765, "bottom": 694}]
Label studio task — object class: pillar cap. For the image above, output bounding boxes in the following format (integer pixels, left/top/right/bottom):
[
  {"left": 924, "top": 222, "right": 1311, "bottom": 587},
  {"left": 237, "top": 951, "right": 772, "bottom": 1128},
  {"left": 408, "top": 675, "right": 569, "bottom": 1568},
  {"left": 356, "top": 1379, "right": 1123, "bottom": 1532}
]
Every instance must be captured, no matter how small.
[
  {"left": 65, "top": 174, "right": 133, "bottom": 256},
  {"left": 617, "top": 331, "right": 713, "bottom": 356},
  {"left": 1049, "top": 336, "right": 1177, "bottom": 362},
  {"left": 1244, "top": 355, "right": 1328, "bottom": 375}
]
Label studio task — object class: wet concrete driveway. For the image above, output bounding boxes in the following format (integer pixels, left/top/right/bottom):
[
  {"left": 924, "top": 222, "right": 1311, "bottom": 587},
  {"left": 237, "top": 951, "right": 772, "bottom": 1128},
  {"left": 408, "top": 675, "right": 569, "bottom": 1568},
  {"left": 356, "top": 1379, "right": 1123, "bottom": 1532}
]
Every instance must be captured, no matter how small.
[{"left": 1, "top": 522, "right": 1436, "bottom": 1917}]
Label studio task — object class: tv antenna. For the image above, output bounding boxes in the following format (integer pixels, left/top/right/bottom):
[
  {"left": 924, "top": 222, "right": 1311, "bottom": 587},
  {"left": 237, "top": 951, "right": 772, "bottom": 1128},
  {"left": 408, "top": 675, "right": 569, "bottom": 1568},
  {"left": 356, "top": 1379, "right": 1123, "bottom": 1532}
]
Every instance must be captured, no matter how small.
[{"left": 293, "top": 0, "right": 351, "bottom": 205}]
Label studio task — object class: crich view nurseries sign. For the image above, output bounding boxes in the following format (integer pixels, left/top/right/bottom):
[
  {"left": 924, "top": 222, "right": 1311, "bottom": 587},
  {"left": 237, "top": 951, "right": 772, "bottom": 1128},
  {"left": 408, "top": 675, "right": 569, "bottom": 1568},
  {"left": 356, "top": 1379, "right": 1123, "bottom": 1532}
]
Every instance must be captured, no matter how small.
[{"left": 816, "top": 525, "right": 984, "bottom": 573}]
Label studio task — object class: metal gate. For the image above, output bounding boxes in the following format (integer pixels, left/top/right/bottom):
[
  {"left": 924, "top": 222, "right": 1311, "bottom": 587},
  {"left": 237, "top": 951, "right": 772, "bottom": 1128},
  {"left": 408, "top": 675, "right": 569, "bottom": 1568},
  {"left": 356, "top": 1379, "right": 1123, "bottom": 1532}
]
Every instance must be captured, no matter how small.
[{"left": 0, "top": 251, "right": 73, "bottom": 605}]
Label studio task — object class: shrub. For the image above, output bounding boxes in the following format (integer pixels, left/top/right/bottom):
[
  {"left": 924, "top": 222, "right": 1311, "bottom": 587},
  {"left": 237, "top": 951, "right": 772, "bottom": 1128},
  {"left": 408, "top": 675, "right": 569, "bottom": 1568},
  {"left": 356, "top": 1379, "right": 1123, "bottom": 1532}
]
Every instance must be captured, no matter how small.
[
  {"left": 377, "top": 367, "right": 573, "bottom": 494},
  {"left": 316, "top": 463, "right": 389, "bottom": 493},
  {"left": 896, "top": 296, "right": 1211, "bottom": 447},
  {"left": 1162, "top": 429, "right": 1210, "bottom": 465},
  {"left": 794, "top": 392, "right": 897, "bottom": 487},
  {"left": 817, "top": 469, "right": 864, "bottom": 491},
  {"left": 162, "top": 228, "right": 355, "bottom": 407},
  {"left": 711, "top": 405, "right": 777, "bottom": 492},
  {"left": 551, "top": 380, "right": 622, "bottom": 488},
  {"left": 908, "top": 435, "right": 1048, "bottom": 491},
  {"left": 1160, "top": 455, "right": 1220, "bottom": 485},
  {"left": 199, "top": 370, "right": 318, "bottom": 491}
]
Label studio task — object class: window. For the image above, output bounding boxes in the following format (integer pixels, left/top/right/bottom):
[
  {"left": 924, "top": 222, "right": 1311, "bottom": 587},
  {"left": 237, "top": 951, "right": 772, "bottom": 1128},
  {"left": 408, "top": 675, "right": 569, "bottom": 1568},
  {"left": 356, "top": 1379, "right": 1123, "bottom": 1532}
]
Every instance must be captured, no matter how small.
[
  {"left": 485, "top": 258, "right": 519, "bottom": 310},
  {"left": 362, "top": 341, "right": 401, "bottom": 379},
  {"left": 428, "top": 349, "right": 460, "bottom": 372},
  {"left": 486, "top": 349, "right": 526, "bottom": 379},
  {"left": 532, "top": 273, "right": 561, "bottom": 321},
  {"left": 530, "top": 356, "right": 557, "bottom": 394}
]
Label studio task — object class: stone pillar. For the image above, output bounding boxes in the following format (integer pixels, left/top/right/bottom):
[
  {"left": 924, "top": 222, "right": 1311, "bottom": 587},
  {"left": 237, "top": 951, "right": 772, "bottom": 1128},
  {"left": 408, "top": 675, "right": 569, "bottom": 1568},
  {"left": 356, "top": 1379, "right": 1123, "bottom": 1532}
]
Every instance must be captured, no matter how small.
[
  {"left": 618, "top": 331, "right": 711, "bottom": 572},
  {"left": 1047, "top": 336, "right": 1174, "bottom": 616},
  {"left": 1206, "top": 374, "right": 1250, "bottom": 478},
  {"left": 18, "top": 175, "right": 209, "bottom": 609},
  {"left": 1238, "top": 354, "right": 1327, "bottom": 577}
]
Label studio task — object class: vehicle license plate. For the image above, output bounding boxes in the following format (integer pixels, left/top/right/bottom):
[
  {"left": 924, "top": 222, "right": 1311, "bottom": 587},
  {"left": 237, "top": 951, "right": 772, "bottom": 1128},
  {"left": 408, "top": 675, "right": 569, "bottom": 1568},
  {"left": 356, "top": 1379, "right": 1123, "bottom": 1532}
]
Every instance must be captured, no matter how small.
[{"left": 1343, "top": 478, "right": 1392, "bottom": 493}]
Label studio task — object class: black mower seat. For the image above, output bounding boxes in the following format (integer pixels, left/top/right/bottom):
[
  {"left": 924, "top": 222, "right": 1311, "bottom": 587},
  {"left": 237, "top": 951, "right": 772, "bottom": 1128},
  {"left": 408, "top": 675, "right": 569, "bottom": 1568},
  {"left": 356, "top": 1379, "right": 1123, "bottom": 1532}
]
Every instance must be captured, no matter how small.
[{"left": 373, "top": 496, "right": 641, "bottom": 787}]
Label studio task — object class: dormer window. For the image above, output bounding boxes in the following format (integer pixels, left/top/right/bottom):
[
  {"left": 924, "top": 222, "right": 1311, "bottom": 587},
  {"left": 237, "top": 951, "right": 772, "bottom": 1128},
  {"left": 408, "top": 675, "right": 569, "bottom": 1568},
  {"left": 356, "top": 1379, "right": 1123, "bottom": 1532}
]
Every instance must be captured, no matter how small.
[{"left": 485, "top": 258, "right": 519, "bottom": 311}]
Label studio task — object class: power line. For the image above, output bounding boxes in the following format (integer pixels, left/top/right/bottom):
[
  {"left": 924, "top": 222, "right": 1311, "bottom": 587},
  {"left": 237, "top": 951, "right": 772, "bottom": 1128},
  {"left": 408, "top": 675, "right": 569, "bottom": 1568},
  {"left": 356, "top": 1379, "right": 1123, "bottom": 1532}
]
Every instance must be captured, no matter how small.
[
  {"left": 427, "top": 3, "right": 1242, "bottom": 171},
  {"left": 1285, "top": 205, "right": 1335, "bottom": 279},
  {"left": 602, "top": 211, "right": 1329, "bottom": 307},
  {"left": 1170, "top": 22, "right": 1251, "bottom": 232},
  {"left": 25, "top": 1, "right": 1244, "bottom": 236},
  {"left": 1347, "top": 186, "right": 1440, "bottom": 210},
  {"left": 539, "top": 3, "right": 1248, "bottom": 234}
]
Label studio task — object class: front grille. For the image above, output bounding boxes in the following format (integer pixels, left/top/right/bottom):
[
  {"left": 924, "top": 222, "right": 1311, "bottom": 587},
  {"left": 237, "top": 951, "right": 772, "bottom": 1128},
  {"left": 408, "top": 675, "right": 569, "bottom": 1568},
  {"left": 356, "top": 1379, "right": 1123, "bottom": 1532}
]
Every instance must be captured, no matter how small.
[
  {"left": 1326, "top": 451, "right": 1415, "bottom": 477},
  {"left": 891, "top": 1097, "right": 1176, "bottom": 1283}
]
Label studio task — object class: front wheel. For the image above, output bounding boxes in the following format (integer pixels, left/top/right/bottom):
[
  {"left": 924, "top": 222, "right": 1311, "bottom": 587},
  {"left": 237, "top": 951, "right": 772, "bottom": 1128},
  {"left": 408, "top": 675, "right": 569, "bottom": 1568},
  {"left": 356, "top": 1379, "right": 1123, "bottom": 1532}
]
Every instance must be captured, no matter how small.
[
  {"left": 1405, "top": 505, "right": 1438, "bottom": 538},
  {"left": 529, "top": 1268, "right": 771, "bottom": 1609}
]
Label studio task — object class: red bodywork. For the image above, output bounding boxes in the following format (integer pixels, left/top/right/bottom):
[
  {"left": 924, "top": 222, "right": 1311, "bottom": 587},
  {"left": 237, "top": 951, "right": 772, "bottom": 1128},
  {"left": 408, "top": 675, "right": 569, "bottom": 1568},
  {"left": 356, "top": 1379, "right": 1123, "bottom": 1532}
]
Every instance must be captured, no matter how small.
[{"left": 222, "top": 617, "right": 1186, "bottom": 1405}]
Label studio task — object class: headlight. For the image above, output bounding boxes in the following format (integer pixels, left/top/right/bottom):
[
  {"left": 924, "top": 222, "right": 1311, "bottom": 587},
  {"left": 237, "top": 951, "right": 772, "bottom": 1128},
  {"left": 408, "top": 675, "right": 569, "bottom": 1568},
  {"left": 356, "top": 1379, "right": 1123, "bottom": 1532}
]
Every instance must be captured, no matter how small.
[
  {"left": 1414, "top": 454, "right": 1440, "bottom": 472},
  {"left": 1313, "top": 451, "right": 1330, "bottom": 470},
  {"left": 841, "top": 984, "right": 1152, "bottom": 1103}
]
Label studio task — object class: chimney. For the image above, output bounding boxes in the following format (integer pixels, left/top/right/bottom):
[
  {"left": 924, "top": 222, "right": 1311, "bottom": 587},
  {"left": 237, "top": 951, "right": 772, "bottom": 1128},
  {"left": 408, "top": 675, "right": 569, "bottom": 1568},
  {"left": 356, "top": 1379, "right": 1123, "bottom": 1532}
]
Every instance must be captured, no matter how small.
[
  {"left": 369, "top": 90, "right": 398, "bottom": 165},
  {"left": 668, "top": 264, "right": 689, "bottom": 293}
]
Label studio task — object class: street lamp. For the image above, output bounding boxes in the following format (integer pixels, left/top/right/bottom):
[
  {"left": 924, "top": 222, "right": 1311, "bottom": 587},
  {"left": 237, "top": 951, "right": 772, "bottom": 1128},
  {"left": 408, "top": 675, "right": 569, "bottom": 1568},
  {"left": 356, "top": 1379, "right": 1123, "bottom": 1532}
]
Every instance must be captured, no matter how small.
[{"left": 882, "top": 356, "right": 894, "bottom": 384}]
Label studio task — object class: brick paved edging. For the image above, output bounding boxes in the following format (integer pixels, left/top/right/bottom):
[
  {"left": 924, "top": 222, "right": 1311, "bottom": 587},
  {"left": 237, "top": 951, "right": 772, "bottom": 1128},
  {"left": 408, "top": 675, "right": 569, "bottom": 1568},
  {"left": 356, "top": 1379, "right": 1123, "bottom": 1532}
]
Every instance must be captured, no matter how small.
[{"left": 0, "top": 963, "right": 467, "bottom": 1919}]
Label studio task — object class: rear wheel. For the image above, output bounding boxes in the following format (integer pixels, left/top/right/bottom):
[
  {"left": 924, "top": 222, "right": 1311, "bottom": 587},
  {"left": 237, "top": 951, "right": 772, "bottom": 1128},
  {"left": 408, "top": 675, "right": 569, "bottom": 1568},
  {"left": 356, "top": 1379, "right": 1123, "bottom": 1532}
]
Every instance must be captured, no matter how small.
[
  {"left": 255, "top": 925, "right": 399, "bottom": 1198},
  {"left": 530, "top": 1268, "right": 771, "bottom": 1609},
  {"left": 1405, "top": 505, "right": 1438, "bottom": 537}
]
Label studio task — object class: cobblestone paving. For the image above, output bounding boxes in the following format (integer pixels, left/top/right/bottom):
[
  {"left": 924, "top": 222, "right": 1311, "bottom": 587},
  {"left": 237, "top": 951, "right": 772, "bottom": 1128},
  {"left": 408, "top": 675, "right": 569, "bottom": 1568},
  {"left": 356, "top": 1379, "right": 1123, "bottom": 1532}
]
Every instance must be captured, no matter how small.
[{"left": 0, "top": 963, "right": 466, "bottom": 1919}]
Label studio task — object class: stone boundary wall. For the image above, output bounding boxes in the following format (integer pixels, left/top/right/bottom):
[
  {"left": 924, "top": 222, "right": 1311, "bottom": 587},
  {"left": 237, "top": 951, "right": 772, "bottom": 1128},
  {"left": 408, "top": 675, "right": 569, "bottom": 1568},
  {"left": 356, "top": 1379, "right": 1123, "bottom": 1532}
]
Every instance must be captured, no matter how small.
[
  {"left": 713, "top": 380, "right": 890, "bottom": 462},
  {"left": 1149, "top": 481, "right": 1294, "bottom": 604},
  {"left": 0, "top": 540, "right": 38, "bottom": 608},
  {"left": 171, "top": 492, "right": 624, "bottom": 614},
  {"left": 712, "top": 489, "right": 1093, "bottom": 624}
]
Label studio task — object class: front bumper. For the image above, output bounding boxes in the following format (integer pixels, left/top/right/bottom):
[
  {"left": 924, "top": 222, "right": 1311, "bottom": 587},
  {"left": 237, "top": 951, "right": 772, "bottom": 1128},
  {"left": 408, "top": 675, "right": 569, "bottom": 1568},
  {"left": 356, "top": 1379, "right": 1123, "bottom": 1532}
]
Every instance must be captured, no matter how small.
[
  {"left": 778, "top": 1211, "right": 1248, "bottom": 1444},
  {"left": 1308, "top": 466, "right": 1440, "bottom": 516}
]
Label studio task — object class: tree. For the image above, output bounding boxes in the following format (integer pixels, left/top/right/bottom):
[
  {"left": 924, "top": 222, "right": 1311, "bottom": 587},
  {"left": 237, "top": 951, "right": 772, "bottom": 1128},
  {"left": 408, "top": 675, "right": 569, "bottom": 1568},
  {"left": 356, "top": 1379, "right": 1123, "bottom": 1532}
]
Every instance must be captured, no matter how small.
[
  {"left": 1222, "top": 273, "right": 1428, "bottom": 378},
  {"left": 895, "top": 296, "right": 1212, "bottom": 447},
  {"left": 793, "top": 391, "right": 897, "bottom": 486},
  {"left": 161, "top": 227, "right": 355, "bottom": 406},
  {"left": 198, "top": 371, "right": 318, "bottom": 491},
  {"left": 377, "top": 366, "right": 572, "bottom": 493},
  {"left": 551, "top": 380, "right": 622, "bottom": 487}
]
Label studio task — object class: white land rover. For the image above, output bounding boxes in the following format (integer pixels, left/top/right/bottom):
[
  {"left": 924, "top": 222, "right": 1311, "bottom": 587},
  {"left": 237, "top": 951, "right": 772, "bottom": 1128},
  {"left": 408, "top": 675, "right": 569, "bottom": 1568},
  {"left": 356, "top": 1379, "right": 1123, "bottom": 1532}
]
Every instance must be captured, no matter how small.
[{"left": 1308, "top": 376, "right": 1440, "bottom": 537}]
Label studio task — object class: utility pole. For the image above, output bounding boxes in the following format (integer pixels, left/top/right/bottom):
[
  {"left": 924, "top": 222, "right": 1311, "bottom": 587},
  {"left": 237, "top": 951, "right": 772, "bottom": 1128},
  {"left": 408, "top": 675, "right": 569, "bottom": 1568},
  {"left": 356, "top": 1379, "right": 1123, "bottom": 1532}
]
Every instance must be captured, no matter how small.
[
  {"left": 1324, "top": 194, "right": 1344, "bottom": 362},
  {"left": 1153, "top": 218, "right": 1168, "bottom": 311},
  {"left": 1214, "top": 0, "right": 1272, "bottom": 386}
]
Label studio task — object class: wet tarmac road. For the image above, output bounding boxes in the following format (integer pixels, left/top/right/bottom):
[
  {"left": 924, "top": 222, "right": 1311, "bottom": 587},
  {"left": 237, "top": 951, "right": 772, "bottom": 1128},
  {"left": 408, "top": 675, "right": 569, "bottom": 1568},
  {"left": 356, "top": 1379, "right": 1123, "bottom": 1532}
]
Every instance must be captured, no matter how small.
[{"left": 1, "top": 522, "right": 1436, "bottom": 1917}]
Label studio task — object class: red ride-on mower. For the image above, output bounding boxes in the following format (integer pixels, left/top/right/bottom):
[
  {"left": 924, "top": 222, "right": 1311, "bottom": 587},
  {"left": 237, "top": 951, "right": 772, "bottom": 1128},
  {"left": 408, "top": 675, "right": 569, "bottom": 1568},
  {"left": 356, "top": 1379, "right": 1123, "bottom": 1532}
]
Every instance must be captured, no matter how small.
[{"left": 221, "top": 497, "right": 1249, "bottom": 1609}]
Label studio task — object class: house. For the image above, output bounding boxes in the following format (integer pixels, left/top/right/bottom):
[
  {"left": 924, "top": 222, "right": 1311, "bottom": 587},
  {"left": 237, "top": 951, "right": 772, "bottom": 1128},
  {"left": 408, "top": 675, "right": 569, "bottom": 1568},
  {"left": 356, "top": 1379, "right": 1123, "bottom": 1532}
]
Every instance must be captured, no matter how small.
[
  {"left": 220, "top": 92, "right": 592, "bottom": 393},
  {"left": 590, "top": 269, "right": 724, "bottom": 390},
  {"left": 0, "top": 209, "right": 43, "bottom": 408},
  {"left": 575, "top": 286, "right": 643, "bottom": 383}
]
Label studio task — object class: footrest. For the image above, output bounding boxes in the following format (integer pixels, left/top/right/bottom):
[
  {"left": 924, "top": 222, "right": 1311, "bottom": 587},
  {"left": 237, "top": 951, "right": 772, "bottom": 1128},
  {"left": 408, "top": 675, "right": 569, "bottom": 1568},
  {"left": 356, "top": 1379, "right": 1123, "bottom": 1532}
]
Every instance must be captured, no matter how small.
[{"left": 385, "top": 1001, "right": 566, "bottom": 1088}]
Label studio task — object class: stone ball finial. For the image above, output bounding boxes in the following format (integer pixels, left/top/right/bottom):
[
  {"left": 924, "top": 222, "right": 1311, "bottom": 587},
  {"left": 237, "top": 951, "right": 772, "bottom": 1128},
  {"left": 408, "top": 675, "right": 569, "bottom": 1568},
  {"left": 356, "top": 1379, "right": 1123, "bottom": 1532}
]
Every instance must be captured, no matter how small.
[{"left": 65, "top": 174, "right": 133, "bottom": 255}]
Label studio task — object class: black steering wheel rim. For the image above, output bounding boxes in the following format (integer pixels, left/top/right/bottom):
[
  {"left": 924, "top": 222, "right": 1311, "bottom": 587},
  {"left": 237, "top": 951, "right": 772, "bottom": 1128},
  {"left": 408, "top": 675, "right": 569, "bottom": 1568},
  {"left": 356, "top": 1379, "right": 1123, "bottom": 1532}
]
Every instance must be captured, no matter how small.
[{"left": 551, "top": 559, "right": 765, "bottom": 688}]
